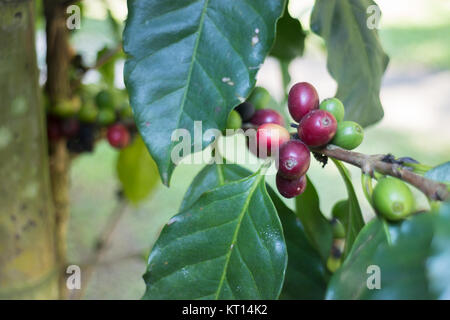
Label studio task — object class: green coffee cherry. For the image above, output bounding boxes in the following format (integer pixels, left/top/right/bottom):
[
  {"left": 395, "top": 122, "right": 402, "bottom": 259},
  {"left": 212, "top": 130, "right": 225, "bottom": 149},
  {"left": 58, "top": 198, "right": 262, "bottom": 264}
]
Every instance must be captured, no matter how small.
[
  {"left": 95, "top": 90, "right": 115, "bottom": 110},
  {"left": 319, "top": 98, "right": 345, "bottom": 122},
  {"left": 331, "top": 218, "right": 345, "bottom": 239},
  {"left": 51, "top": 96, "right": 81, "bottom": 118},
  {"left": 78, "top": 103, "right": 98, "bottom": 123},
  {"left": 331, "top": 199, "right": 347, "bottom": 218},
  {"left": 331, "top": 121, "right": 364, "bottom": 150},
  {"left": 97, "top": 108, "right": 116, "bottom": 126},
  {"left": 119, "top": 105, "right": 134, "bottom": 119},
  {"left": 327, "top": 247, "right": 342, "bottom": 273},
  {"left": 226, "top": 110, "right": 242, "bottom": 130},
  {"left": 248, "top": 87, "right": 271, "bottom": 110},
  {"left": 372, "top": 177, "right": 415, "bottom": 221},
  {"left": 327, "top": 256, "right": 341, "bottom": 273}
]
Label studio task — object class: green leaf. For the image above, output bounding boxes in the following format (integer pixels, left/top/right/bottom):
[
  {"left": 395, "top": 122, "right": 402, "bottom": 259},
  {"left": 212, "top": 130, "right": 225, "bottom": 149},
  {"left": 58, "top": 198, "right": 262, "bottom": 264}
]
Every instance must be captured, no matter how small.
[
  {"left": 274, "top": 192, "right": 328, "bottom": 299},
  {"left": 143, "top": 168, "right": 287, "bottom": 299},
  {"left": 427, "top": 202, "right": 450, "bottom": 299},
  {"left": 425, "top": 161, "right": 450, "bottom": 184},
  {"left": 295, "top": 175, "right": 333, "bottom": 263},
  {"left": 327, "top": 202, "right": 450, "bottom": 299},
  {"left": 310, "top": 0, "right": 389, "bottom": 127},
  {"left": 182, "top": 163, "right": 328, "bottom": 299},
  {"left": 332, "top": 159, "right": 365, "bottom": 257},
  {"left": 270, "top": 3, "right": 305, "bottom": 62},
  {"left": 123, "top": 0, "right": 285, "bottom": 185},
  {"left": 117, "top": 136, "right": 159, "bottom": 204}
]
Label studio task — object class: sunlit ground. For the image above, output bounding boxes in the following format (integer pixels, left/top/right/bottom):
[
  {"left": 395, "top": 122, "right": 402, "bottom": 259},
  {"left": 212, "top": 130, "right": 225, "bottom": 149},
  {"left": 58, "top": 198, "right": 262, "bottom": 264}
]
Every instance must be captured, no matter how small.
[{"left": 59, "top": 0, "right": 450, "bottom": 299}]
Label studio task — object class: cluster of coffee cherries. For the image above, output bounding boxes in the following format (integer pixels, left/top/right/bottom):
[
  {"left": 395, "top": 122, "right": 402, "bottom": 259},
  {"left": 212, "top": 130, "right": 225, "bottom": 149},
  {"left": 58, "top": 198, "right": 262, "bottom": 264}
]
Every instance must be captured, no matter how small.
[
  {"left": 46, "top": 88, "right": 136, "bottom": 153},
  {"left": 232, "top": 82, "right": 364, "bottom": 199}
]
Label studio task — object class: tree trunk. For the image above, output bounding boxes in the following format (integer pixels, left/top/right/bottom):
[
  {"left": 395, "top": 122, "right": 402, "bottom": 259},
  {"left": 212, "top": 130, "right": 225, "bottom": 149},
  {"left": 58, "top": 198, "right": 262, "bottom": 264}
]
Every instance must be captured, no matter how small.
[
  {"left": 0, "top": 0, "right": 59, "bottom": 299},
  {"left": 43, "top": 0, "right": 74, "bottom": 299}
]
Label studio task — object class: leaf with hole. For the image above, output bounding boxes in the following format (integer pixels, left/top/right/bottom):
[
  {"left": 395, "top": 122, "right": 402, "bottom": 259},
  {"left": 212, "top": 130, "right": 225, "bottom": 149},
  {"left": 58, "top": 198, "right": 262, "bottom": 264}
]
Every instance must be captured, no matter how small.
[{"left": 123, "top": 0, "right": 285, "bottom": 185}]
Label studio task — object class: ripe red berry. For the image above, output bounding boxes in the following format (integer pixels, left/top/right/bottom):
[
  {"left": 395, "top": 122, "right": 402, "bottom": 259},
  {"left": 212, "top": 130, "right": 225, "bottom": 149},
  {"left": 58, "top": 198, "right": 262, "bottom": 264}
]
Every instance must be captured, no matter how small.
[
  {"left": 107, "top": 124, "right": 130, "bottom": 149},
  {"left": 297, "top": 110, "right": 337, "bottom": 147},
  {"left": 253, "top": 123, "right": 290, "bottom": 158},
  {"left": 235, "top": 102, "right": 255, "bottom": 122},
  {"left": 278, "top": 140, "right": 310, "bottom": 179},
  {"left": 60, "top": 117, "right": 80, "bottom": 138},
  {"left": 47, "top": 116, "right": 62, "bottom": 141},
  {"left": 276, "top": 173, "right": 307, "bottom": 198},
  {"left": 250, "top": 109, "right": 284, "bottom": 126},
  {"left": 288, "top": 82, "right": 319, "bottom": 122}
]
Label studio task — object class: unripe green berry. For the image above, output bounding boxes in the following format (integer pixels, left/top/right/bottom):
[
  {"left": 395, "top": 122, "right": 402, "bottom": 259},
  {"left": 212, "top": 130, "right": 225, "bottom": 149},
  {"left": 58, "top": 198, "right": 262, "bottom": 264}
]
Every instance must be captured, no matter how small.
[
  {"left": 97, "top": 108, "right": 116, "bottom": 126},
  {"left": 78, "top": 103, "right": 98, "bottom": 123},
  {"left": 319, "top": 98, "right": 345, "bottom": 122},
  {"left": 226, "top": 110, "right": 242, "bottom": 130},
  {"left": 331, "top": 121, "right": 364, "bottom": 150},
  {"left": 372, "top": 177, "right": 415, "bottom": 221},
  {"left": 331, "top": 218, "right": 346, "bottom": 239},
  {"left": 248, "top": 87, "right": 271, "bottom": 110}
]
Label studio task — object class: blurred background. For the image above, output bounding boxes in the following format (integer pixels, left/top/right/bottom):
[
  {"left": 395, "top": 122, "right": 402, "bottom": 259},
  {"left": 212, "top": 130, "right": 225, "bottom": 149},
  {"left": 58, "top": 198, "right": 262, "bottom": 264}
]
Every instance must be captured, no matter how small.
[{"left": 33, "top": 0, "right": 450, "bottom": 298}]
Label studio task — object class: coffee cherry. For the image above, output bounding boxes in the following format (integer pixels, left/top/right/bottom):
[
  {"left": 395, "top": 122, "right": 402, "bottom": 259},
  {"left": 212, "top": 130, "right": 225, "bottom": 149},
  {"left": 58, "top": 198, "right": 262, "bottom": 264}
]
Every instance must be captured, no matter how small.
[
  {"left": 276, "top": 173, "right": 307, "bottom": 198},
  {"left": 288, "top": 82, "right": 319, "bottom": 122},
  {"left": 331, "top": 218, "right": 345, "bottom": 239},
  {"left": 47, "top": 116, "right": 62, "bottom": 141},
  {"left": 251, "top": 109, "right": 284, "bottom": 126},
  {"left": 78, "top": 103, "right": 98, "bottom": 123},
  {"left": 327, "top": 247, "right": 342, "bottom": 273},
  {"left": 95, "top": 90, "right": 115, "bottom": 110},
  {"left": 297, "top": 110, "right": 337, "bottom": 147},
  {"left": 255, "top": 123, "right": 290, "bottom": 157},
  {"left": 107, "top": 124, "right": 130, "bottom": 149},
  {"left": 67, "top": 124, "right": 96, "bottom": 153},
  {"left": 235, "top": 102, "right": 255, "bottom": 122},
  {"left": 97, "top": 108, "right": 116, "bottom": 126},
  {"left": 331, "top": 199, "right": 347, "bottom": 218},
  {"left": 226, "top": 110, "right": 242, "bottom": 130},
  {"left": 248, "top": 86, "right": 271, "bottom": 110},
  {"left": 331, "top": 121, "right": 364, "bottom": 150},
  {"left": 52, "top": 96, "right": 82, "bottom": 118},
  {"left": 60, "top": 117, "right": 80, "bottom": 138},
  {"left": 372, "top": 177, "right": 414, "bottom": 221},
  {"left": 319, "top": 98, "right": 345, "bottom": 122},
  {"left": 278, "top": 140, "right": 310, "bottom": 179}
]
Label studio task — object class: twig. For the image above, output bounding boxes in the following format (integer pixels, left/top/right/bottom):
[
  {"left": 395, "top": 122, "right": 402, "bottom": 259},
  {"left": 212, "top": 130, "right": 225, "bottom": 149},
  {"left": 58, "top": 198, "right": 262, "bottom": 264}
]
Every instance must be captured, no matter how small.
[
  {"left": 80, "top": 44, "right": 122, "bottom": 76},
  {"left": 311, "top": 144, "right": 449, "bottom": 201},
  {"left": 70, "top": 199, "right": 128, "bottom": 300}
]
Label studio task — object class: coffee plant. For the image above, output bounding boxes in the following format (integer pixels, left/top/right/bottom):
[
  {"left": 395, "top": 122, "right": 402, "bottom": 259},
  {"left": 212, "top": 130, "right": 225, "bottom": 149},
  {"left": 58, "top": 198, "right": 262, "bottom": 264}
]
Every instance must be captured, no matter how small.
[
  {"left": 121, "top": 0, "right": 450, "bottom": 300},
  {"left": 1, "top": 0, "right": 449, "bottom": 301}
]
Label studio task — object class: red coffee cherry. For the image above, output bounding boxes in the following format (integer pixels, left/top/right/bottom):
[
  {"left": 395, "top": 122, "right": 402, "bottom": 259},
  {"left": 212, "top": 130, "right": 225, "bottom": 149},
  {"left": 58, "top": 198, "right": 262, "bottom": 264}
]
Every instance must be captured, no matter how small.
[
  {"left": 107, "top": 124, "right": 130, "bottom": 149},
  {"left": 297, "top": 110, "right": 337, "bottom": 147},
  {"left": 276, "top": 173, "right": 307, "bottom": 198},
  {"left": 288, "top": 82, "right": 319, "bottom": 122},
  {"left": 278, "top": 140, "right": 310, "bottom": 179},
  {"left": 250, "top": 109, "right": 285, "bottom": 126},
  {"left": 254, "top": 123, "right": 290, "bottom": 158},
  {"left": 235, "top": 102, "right": 255, "bottom": 122},
  {"left": 60, "top": 117, "right": 80, "bottom": 138},
  {"left": 47, "top": 116, "right": 62, "bottom": 141}
]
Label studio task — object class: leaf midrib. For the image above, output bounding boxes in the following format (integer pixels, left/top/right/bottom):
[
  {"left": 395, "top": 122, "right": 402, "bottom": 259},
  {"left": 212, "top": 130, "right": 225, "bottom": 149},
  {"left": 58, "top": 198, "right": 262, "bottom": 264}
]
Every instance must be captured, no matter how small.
[
  {"left": 214, "top": 171, "right": 263, "bottom": 299},
  {"left": 165, "top": 0, "right": 210, "bottom": 184}
]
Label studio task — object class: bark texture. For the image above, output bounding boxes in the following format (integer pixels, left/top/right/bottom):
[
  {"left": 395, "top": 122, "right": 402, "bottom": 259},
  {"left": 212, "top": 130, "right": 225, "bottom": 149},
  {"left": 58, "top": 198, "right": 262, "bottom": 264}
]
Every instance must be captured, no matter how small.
[{"left": 0, "top": 0, "right": 58, "bottom": 299}]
